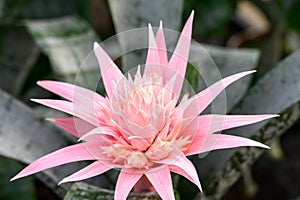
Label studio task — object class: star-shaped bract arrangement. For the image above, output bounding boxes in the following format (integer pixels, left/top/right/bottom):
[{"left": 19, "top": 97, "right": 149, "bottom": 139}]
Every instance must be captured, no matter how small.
[{"left": 12, "top": 12, "right": 276, "bottom": 200}]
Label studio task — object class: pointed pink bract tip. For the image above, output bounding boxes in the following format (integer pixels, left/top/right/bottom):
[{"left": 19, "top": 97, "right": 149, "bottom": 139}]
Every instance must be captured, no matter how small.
[
  {"left": 93, "top": 42, "right": 100, "bottom": 50},
  {"left": 188, "top": 10, "right": 194, "bottom": 22},
  {"left": 236, "top": 70, "right": 256, "bottom": 77},
  {"left": 11, "top": 172, "right": 26, "bottom": 181},
  {"left": 30, "top": 98, "right": 38, "bottom": 102},
  {"left": 159, "top": 20, "right": 163, "bottom": 29},
  {"left": 45, "top": 118, "right": 55, "bottom": 122},
  {"left": 255, "top": 141, "right": 270, "bottom": 149},
  {"left": 36, "top": 80, "right": 51, "bottom": 88},
  {"left": 36, "top": 80, "right": 42, "bottom": 86},
  {"left": 58, "top": 179, "right": 66, "bottom": 185}
]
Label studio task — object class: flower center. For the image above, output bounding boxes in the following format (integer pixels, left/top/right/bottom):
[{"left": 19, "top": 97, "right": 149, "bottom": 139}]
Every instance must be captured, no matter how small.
[
  {"left": 101, "top": 144, "right": 153, "bottom": 169},
  {"left": 101, "top": 135, "right": 192, "bottom": 169}
]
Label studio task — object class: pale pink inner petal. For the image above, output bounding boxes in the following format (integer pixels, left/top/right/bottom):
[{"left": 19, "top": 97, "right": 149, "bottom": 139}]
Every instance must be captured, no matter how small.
[
  {"left": 79, "top": 126, "right": 130, "bottom": 148},
  {"left": 129, "top": 136, "right": 151, "bottom": 151}
]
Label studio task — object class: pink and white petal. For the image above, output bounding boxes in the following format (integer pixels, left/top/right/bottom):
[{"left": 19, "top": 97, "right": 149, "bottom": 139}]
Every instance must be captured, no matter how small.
[
  {"left": 31, "top": 99, "right": 98, "bottom": 126},
  {"left": 186, "top": 134, "right": 269, "bottom": 156},
  {"left": 178, "top": 70, "right": 256, "bottom": 118},
  {"left": 144, "top": 24, "right": 161, "bottom": 76},
  {"left": 155, "top": 21, "right": 168, "bottom": 66},
  {"left": 169, "top": 165, "right": 202, "bottom": 192},
  {"left": 11, "top": 143, "right": 97, "bottom": 181},
  {"left": 37, "top": 81, "right": 106, "bottom": 104},
  {"left": 59, "top": 161, "right": 115, "bottom": 184},
  {"left": 79, "top": 126, "right": 117, "bottom": 140},
  {"left": 128, "top": 136, "right": 151, "bottom": 151},
  {"left": 164, "top": 71, "right": 181, "bottom": 100},
  {"left": 79, "top": 127, "right": 133, "bottom": 149},
  {"left": 157, "top": 149, "right": 202, "bottom": 192},
  {"left": 196, "top": 114, "right": 278, "bottom": 134},
  {"left": 94, "top": 42, "right": 124, "bottom": 98},
  {"left": 165, "top": 11, "right": 194, "bottom": 97},
  {"left": 47, "top": 117, "right": 96, "bottom": 138},
  {"left": 145, "top": 165, "right": 175, "bottom": 200},
  {"left": 115, "top": 169, "right": 144, "bottom": 200}
]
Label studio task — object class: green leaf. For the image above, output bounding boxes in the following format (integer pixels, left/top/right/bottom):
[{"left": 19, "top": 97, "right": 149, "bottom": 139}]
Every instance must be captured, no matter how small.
[
  {"left": 0, "top": 26, "right": 39, "bottom": 96},
  {"left": 108, "top": 0, "right": 184, "bottom": 71},
  {"left": 25, "top": 16, "right": 101, "bottom": 89},
  {"left": 285, "top": 0, "right": 300, "bottom": 32},
  {"left": 0, "top": 157, "right": 36, "bottom": 200},
  {"left": 63, "top": 182, "right": 114, "bottom": 200},
  {"left": 194, "top": 50, "right": 300, "bottom": 199}
]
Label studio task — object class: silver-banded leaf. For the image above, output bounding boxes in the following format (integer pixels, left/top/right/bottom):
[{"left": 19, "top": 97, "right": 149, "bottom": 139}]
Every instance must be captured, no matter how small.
[
  {"left": 0, "top": 26, "right": 39, "bottom": 96},
  {"left": 64, "top": 182, "right": 180, "bottom": 200},
  {"left": 195, "top": 50, "right": 300, "bottom": 199},
  {"left": 63, "top": 182, "right": 115, "bottom": 200},
  {"left": 0, "top": 88, "right": 109, "bottom": 197},
  {"left": 25, "top": 16, "right": 100, "bottom": 89},
  {"left": 108, "top": 0, "right": 184, "bottom": 71}
]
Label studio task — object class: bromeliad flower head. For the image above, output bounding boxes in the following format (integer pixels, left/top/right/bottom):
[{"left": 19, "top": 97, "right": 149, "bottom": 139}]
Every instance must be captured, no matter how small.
[{"left": 12, "top": 12, "right": 277, "bottom": 200}]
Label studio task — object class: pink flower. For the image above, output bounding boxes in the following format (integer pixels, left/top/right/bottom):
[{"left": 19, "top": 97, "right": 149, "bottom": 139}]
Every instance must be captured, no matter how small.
[{"left": 12, "top": 12, "right": 276, "bottom": 200}]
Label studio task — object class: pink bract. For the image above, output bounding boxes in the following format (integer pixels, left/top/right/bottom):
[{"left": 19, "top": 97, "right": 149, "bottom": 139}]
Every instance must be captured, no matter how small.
[{"left": 12, "top": 11, "right": 276, "bottom": 200}]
